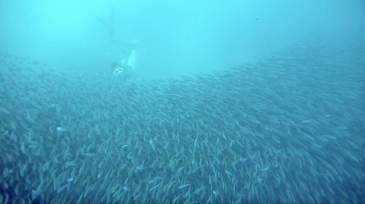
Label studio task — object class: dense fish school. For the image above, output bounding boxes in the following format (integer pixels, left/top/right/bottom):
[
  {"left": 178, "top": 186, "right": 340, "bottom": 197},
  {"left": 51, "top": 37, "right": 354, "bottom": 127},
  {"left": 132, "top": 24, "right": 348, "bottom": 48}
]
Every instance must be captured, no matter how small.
[{"left": 0, "top": 39, "right": 364, "bottom": 203}]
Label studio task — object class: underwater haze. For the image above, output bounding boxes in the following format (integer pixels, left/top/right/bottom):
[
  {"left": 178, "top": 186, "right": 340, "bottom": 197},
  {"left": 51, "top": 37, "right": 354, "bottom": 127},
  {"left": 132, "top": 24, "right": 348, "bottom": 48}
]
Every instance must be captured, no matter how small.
[
  {"left": 1, "top": 0, "right": 363, "bottom": 78},
  {"left": 1, "top": 0, "right": 365, "bottom": 203}
]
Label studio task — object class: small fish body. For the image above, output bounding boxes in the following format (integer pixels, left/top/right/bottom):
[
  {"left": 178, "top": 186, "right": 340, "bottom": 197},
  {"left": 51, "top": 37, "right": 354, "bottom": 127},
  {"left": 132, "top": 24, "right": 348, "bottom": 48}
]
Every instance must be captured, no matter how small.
[
  {"left": 178, "top": 184, "right": 191, "bottom": 189},
  {"left": 57, "top": 127, "right": 68, "bottom": 132}
]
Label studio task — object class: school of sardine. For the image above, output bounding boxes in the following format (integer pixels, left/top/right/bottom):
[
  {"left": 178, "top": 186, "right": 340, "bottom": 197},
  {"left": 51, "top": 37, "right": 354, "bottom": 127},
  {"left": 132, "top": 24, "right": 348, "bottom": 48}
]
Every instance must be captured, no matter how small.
[{"left": 0, "top": 40, "right": 364, "bottom": 203}]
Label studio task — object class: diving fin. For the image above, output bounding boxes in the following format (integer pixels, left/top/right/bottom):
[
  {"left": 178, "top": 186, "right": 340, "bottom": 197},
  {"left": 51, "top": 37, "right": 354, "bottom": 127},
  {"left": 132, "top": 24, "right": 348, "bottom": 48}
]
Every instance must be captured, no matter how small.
[{"left": 96, "top": 8, "right": 115, "bottom": 42}]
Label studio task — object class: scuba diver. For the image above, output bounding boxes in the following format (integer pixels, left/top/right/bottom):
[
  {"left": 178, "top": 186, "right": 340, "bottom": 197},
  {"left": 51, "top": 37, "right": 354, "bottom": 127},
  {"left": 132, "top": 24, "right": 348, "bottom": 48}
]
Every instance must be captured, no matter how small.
[
  {"left": 97, "top": 8, "right": 137, "bottom": 81},
  {"left": 109, "top": 40, "right": 137, "bottom": 82}
]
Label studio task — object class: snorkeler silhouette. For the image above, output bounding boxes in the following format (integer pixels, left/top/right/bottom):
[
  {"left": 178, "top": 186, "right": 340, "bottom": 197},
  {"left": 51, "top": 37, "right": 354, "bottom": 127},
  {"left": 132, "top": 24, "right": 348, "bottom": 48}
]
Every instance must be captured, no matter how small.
[{"left": 96, "top": 8, "right": 137, "bottom": 79}]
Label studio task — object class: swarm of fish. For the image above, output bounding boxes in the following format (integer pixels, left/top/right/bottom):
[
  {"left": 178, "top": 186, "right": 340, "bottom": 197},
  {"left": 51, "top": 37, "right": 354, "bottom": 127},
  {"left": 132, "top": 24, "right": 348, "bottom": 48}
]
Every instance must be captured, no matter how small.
[{"left": 0, "top": 40, "right": 364, "bottom": 203}]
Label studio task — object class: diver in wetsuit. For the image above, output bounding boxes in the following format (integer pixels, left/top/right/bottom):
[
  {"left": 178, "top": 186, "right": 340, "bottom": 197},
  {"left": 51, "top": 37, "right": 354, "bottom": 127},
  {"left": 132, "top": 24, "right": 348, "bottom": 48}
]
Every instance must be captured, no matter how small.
[{"left": 97, "top": 8, "right": 137, "bottom": 80}]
